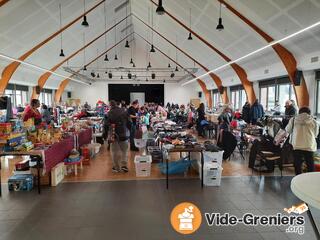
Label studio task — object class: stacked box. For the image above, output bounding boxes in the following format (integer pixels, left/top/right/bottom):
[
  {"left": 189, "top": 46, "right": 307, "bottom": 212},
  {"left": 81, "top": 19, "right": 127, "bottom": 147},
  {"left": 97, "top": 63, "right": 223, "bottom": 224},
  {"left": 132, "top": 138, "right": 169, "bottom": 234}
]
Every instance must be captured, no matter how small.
[
  {"left": 134, "top": 155, "right": 152, "bottom": 177},
  {"left": 198, "top": 151, "right": 224, "bottom": 187},
  {"left": 147, "top": 146, "right": 163, "bottom": 163}
]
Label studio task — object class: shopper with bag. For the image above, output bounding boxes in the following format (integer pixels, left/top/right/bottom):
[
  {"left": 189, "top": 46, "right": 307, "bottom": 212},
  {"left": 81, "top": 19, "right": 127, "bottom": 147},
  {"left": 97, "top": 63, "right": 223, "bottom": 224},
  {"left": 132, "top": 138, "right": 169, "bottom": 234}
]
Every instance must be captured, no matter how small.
[
  {"left": 285, "top": 107, "right": 319, "bottom": 175},
  {"left": 107, "top": 100, "right": 131, "bottom": 173}
]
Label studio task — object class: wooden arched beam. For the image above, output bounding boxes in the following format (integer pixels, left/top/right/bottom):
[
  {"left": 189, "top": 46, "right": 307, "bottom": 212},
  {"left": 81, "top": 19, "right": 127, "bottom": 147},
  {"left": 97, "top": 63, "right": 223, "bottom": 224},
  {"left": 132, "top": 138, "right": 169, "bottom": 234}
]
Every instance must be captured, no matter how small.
[
  {"left": 134, "top": 32, "right": 212, "bottom": 108},
  {"left": 0, "top": 0, "right": 9, "bottom": 7},
  {"left": 54, "top": 34, "right": 132, "bottom": 103},
  {"left": 31, "top": 15, "right": 130, "bottom": 99},
  {"left": 150, "top": 0, "right": 256, "bottom": 104},
  {"left": 0, "top": 0, "right": 105, "bottom": 95},
  {"left": 133, "top": 14, "right": 228, "bottom": 104},
  {"left": 218, "top": 0, "right": 309, "bottom": 107}
]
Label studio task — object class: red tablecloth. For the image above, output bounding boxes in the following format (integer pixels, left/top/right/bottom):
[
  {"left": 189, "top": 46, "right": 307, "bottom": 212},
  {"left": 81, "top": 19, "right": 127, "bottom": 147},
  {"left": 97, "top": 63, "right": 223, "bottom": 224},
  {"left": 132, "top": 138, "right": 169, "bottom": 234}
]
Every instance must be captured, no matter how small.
[
  {"left": 78, "top": 128, "right": 92, "bottom": 147},
  {"left": 44, "top": 136, "right": 74, "bottom": 172}
]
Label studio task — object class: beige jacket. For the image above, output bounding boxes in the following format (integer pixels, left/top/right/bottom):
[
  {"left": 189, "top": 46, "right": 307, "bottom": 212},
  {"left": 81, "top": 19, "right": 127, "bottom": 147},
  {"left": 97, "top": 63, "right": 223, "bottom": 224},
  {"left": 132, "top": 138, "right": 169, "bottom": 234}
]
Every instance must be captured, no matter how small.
[{"left": 285, "top": 113, "right": 319, "bottom": 152}]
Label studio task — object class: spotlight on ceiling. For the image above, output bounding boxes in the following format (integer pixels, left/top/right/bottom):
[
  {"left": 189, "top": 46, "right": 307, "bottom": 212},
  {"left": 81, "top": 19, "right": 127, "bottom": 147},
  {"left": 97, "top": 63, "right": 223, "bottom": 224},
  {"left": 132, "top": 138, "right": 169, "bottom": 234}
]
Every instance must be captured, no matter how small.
[
  {"left": 151, "top": 73, "right": 156, "bottom": 79},
  {"left": 156, "top": 0, "right": 165, "bottom": 15},
  {"left": 130, "top": 58, "right": 133, "bottom": 64},
  {"left": 170, "top": 72, "right": 175, "bottom": 78},
  {"left": 97, "top": 73, "right": 100, "bottom": 78},
  {"left": 114, "top": 54, "right": 118, "bottom": 60},
  {"left": 108, "top": 72, "right": 112, "bottom": 79},
  {"left": 59, "top": 49, "right": 65, "bottom": 57},
  {"left": 83, "top": 65, "right": 87, "bottom": 71},
  {"left": 125, "top": 40, "right": 130, "bottom": 48},
  {"left": 82, "top": 15, "right": 89, "bottom": 27},
  {"left": 188, "top": 32, "right": 192, "bottom": 40},
  {"left": 163, "top": 79, "right": 166, "bottom": 83},
  {"left": 104, "top": 54, "right": 109, "bottom": 61},
  {"left": 121, "top": 75, "right": 123, "bottom": 79},
  {"left": 150, "top": 44, "right": 155, "bottom": 53},
  {"left": 132, "top": 62, "right": 136, "bottom": 67},
  {"left": 128, "top": 73, "right": 132, "bottom": 79},
  {"left": 175, "top": 66, "right": 179, "bottom": 71},
  {"left": 216, "top": 3, "right": 224, "bottom": 31},
  {"left": 147, "top": 62, "right": 152, "bottom": 68},
  {"left": 168, "top": 63, "right": 171, "bottom": 68},
  {"left": 105, "top": 70, "right": 108, "bottom": 74},
  {"left": 90, "top": 71, "right": 96, "bottom": 78}
]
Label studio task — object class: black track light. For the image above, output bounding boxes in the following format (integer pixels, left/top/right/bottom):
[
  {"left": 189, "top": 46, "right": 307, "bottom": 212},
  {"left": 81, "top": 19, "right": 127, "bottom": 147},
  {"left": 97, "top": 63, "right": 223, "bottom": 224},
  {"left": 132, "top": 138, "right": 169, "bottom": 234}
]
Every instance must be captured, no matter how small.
[
  {"left": 108, "top": 72, "right": 112, "bottom": 79},
  {"left": 163, "top": 79, "right": 166, "bottom": 83},
  {"left": 170, "top": 72, "right": 175, "bottom": 78},
  {"left": 147, "top": 62, "right": 152, "bottom": 68},
  {"left": 105, "top": 70, "right": 108, "bottom": 74},
  {"left": 216, "top": 17, "right": 224, "bottom": 31},
  {"left": 97, "top": 73, "right": 100, "bottom": 78},
  {"left": 188, "top": 32, "right": 192, "bottom": 40},
  {"left": 150, "top": 44, "right": 155, "bottom": 53},
  {"left": 151, "top": 73, "right": 156, "bottom": 79},
  {"left": 59, "top": 49, "right": 65, "bottom": 57},
  {"left": 175, "top": 66, "right": 179, "bottom": 72},
  {"left": 133, "top": 62, "right": 136, "bottom": 67},
  {"left": 130, "top": 58, "right": 133, "bottom": 64},
  {"left": 90, "top": 71, "right": 95, "bottom": 78},
  {"left": 128, "top": 73, "right": 132, "bottom": 79},
  {"left": 83, "top": 65, "right": 87, "bottom": 71},
  {"left": 114, "top": 54, "right": 118, "bottom": 60},
  {"left": 82, "top": 15, "right": 89, "bottom": 27},
  {"left": 125, "top": 40, "right": 130, "bottom": 48},
  {"left": 156, "top": 0, "right": 165, "bottom": 15},
  {"left": 168, "top": 63, "right": 171, "bottom": 68},
  {"left": 121, "top": 75, "right": 123, "bottom": 79},
  {"left": 104, "top": 54, "right": 109, "bottom": 61}
]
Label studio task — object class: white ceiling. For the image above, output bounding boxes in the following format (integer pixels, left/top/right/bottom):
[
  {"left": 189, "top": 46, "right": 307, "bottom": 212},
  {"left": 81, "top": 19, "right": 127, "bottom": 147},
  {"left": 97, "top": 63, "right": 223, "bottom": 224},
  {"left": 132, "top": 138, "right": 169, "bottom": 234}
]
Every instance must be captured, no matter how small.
[{"left": 0, "top": 0, "right": 320, "bottom": 90}]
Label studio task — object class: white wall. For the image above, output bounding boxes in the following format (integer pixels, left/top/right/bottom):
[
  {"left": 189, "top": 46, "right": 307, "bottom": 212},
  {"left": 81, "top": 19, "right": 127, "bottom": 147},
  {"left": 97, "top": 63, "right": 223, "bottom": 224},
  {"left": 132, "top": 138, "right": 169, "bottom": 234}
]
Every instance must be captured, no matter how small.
[
  {"left": 71, "top": 82, "right": 108, "bottom": 107},
  {"left": 164, "top": 82, "right": 199, "bottom": 105}
]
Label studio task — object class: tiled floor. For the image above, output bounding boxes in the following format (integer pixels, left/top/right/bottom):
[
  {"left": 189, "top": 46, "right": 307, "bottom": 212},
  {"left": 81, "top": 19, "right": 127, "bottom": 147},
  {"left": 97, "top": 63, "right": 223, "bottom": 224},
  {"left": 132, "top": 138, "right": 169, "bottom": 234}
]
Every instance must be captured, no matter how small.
[{"left": 0, "top": 176, "right": 319, "bottom": 240}]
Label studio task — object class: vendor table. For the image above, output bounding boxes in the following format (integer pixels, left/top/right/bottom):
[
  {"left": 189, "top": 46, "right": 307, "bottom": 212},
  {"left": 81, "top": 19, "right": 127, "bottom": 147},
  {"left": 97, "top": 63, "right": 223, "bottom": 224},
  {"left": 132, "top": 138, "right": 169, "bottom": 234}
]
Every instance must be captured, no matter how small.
[
  {"left": 291, "top": 172, "right": 320, "bottom": 239},
  {"left": 0, "top": 151, "right": 42, "bottom": 196},
  {"left": 164, "top": 147, "right": 204, "bottom": 189}
]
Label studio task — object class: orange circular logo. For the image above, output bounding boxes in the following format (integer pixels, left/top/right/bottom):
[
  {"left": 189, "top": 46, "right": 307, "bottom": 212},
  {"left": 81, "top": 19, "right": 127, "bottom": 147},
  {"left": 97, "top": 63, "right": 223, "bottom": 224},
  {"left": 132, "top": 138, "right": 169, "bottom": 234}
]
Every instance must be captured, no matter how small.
[{"left": 170, "top": 202, "right": 202, "bottom": 235}]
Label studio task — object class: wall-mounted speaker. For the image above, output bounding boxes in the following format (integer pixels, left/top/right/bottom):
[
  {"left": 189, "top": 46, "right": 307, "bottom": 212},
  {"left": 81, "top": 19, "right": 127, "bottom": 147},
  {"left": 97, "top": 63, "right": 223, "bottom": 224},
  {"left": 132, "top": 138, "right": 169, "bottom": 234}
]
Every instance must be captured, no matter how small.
[
  {"left": 198, "top": 92, "right": 202, "bottom": 98},
  {"left": 151, "top": 73, "right": 156, "bottom": 79},
  {"left": 67, "top": 92, "right": 71, "bottom": 98},
  {"left": 108, "top": 73, "right": 113, "bottom": 79},
  {"left": 294, "top": 70, "right": 302, "bottom": 86},
  {"left": 35, "top": 85, "right": 41, "bottom": 95},
  {"left": 128, "top": 73, "right": 132, "bottom": 79}
]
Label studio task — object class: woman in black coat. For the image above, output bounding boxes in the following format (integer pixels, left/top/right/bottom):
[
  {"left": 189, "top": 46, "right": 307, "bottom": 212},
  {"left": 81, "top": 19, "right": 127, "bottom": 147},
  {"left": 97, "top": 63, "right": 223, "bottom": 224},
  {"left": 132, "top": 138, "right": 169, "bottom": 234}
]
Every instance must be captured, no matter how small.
[{"left": 196, "top": 103, "right": 206, "bottom": 137}]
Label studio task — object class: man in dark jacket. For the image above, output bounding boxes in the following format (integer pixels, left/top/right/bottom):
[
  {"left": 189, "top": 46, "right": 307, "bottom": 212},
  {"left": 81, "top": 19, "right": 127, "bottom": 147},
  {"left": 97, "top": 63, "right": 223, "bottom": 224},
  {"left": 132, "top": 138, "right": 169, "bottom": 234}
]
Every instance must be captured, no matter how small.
[
  {"left": 250, "top": 100, "right": 264, "bottom": 125},
  {"left": 107, "top": 100, "right": 131, "bottom": 173},
  {"left": 282, "top": 100, "right": 297, "bottom": 128},
  {"left": 241, "top": 102, "right": 251, "bottom": 123}
]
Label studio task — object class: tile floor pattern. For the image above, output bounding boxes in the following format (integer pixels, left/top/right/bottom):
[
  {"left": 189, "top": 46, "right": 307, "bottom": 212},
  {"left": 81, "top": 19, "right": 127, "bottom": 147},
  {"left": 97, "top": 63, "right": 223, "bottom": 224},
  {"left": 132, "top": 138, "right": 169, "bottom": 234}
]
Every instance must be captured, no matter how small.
[{"left": 0, "top": 176, "right": 319, "bottom": 240}]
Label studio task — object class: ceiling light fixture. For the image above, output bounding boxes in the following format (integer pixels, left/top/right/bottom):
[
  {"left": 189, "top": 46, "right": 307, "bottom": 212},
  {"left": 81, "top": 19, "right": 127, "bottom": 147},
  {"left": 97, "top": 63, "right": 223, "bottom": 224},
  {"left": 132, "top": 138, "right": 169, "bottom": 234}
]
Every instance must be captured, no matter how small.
[
  {"left": 82, "top": 33, "right": 87, "bottom": 71},
  {"left": 150, "top": 44, "right": 155, "bottom": 52},
  {"left": 156, "top": 0, "right": 165, "bottom": 15},
  {"left": 103, "top": 1, "right": 108, "bottom": 62},
  {"left": 58, "top": 4, "right": 65, "bottom": 57},
  {"left": 114, "top": 54, "right": 118, "bottom": 60},
  {"left": 216, "top": 2, "right": 224, "bottom": 31},
  {"left": 83, "top": 65, "right": 87, "bottom": 71},
  {"left": 133, "top": 62, "right": 136, "bottom": 67},
  {"left": 175, "top": 66, "right": 179, "bottom": 72},
  {"left": 175, "top": 35, "right": 179, "bottom": 71},
  {"left": 182, "top": 19, "right": 320, "bottom": 86},
  {"left": 170, "top": 72, "right": 175, "bottom": 78},
  {"left": 148, "top": 61, "right": 152, "bottom": 68},
  {"left": 130, "top": 58, "right": 133, "bottom": 64},
  {"left": 168, "top": 63, "right": 171, "bottom": 68},
  {"left": 114, "top": 20, "right": 118, "bottom": 60},
  {"left": 121, "top": 75, "right": 123, "bottom": 79},
  {"left": 97, "top": 73, "right": 100, "bottom": 78},
  {"left": 91, "top": 71, "right": 96, "bottom": 78},
  {"left": 188, "top": 8, "right": 192, "bottom": 40},
  {"left": 150, "top": 4, "right": 156, "bottom": 53},
  {"left": 81, "top": 0, "right": 89, "bottom": 27},
  {"left": 125, "top": 3, "right": 130, "bottom": 48}
]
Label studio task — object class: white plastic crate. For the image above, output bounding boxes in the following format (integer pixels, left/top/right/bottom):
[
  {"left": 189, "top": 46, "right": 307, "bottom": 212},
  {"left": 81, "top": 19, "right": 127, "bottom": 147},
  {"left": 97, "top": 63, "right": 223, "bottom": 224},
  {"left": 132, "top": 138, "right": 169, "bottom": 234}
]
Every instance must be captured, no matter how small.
[
  {"left": 134, "top": 155, "right": 152, "bottom": 177},
  {"left": 203, "top": 151, "right": 224, "bottom": 165},
  {"left": 198, "top": 162, "right": 223, "bottom": 186}
]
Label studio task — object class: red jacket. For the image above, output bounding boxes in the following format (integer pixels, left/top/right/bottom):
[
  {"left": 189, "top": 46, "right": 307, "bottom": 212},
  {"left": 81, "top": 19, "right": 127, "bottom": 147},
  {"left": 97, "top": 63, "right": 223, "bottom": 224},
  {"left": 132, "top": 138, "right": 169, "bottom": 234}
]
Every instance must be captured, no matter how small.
[{"left": 23, "top": 106, "right": 42, "bottom": 122}]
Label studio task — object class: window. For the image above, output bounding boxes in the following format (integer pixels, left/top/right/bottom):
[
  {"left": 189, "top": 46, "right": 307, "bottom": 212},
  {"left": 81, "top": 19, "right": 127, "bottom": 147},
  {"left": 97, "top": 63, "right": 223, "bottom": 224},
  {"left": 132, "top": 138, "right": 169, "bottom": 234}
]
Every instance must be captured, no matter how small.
[
  {"left": 259, "top": 77, "right": 296, "bottom": 112},
  {"left": 39, "top": 89, "right": 53, "bottom": 107},
  {"left": 230, "top": 85, "right": 247, "bottom": 111},
  {"left": 4, "top": 84, "right": 29, "bottom": 108},
  {"left": 212, "top": 89, "right": 221, "bottom": 108}
]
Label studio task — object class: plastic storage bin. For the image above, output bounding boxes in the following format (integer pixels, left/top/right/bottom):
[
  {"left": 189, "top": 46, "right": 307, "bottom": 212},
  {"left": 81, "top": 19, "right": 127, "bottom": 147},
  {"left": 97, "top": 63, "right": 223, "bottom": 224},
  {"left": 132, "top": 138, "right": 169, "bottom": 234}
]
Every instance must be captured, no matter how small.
[
  {"left": 203, "top": 151, "right": 224, "bottom": 165},
  {"left": 134, "top": 155, "right": 152, "bottom": 177},
  {"left": 8, "top": 174, "right": 33, "bottom": 191},
  {"left": 198, "top": 162, "right": 223, "bottom": 186}
]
